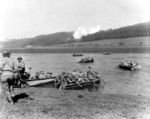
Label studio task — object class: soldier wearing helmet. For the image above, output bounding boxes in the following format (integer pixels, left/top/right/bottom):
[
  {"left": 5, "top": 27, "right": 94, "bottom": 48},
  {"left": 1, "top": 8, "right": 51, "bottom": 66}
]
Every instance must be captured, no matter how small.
[
  {"left": 0, "top": 50, "right": 17, "bottom": 105},
  {"left": 17, "top": 56, "right": 25, "bottom": 79},
  {"left": 2, "top": 50, "right": 11, "bottom": 57}
]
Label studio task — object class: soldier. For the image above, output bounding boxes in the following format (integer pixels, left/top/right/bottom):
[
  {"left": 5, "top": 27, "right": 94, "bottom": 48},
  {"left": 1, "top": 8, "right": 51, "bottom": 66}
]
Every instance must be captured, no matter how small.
[
  {"left": 55, "top": 72, "right": 67, "bottom": 89},
  {"left": 87, "top": 66, "right": 93, "bottom": 78},
  {"left": 0, "top": 50, "right": 18, "bottom": 105},
  {"left": 38, "top": 71, "right": 45, "bottom": 79},
  {"left": 17, "top": 56, "right": 25, "bottom": 79},
  {"left": 87, "top": 66, "right": 98, "bottom": 80}
]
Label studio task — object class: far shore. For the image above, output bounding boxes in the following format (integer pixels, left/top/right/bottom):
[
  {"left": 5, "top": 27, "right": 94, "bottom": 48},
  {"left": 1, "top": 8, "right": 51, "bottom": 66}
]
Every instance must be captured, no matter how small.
[{"left": 1, "top": 46, "right": 150, "bottom": 53}]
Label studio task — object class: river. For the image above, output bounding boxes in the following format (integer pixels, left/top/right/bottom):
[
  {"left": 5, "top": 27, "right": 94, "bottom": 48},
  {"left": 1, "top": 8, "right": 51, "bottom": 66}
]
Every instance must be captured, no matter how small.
[{"left": 1, "top": 53, "right": 150, "bottom": 96}]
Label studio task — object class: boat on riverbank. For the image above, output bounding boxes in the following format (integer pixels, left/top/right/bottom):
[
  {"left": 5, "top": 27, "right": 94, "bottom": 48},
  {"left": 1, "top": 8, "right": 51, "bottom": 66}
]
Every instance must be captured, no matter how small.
[
  {"left": 54, "top": 71, "right": 103, "bottom": 90},
  {"left": 27, "top": 78, "right": 55, "bottom": 87},
  {"left": 63, "top": 78, "right": 101, "bottom": 90},
  {"left": 12, "top": 70, "right": 55, "bottom": 88}
]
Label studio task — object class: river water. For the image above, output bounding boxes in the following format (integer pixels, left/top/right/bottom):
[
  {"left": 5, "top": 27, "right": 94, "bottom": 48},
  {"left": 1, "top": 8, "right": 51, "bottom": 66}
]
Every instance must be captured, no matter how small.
[{"left": 1, "top": 53, "right": 150, "bottom": 96}]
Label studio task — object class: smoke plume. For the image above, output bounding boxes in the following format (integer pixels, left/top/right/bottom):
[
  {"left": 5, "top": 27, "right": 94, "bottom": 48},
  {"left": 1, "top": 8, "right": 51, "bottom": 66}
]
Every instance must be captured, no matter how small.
[{"left": 73, "top": 25, "right": 101, "bottom": 40}]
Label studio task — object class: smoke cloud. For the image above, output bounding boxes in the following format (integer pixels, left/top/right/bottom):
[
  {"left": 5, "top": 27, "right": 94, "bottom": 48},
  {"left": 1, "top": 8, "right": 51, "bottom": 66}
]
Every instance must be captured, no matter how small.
[{"left": 73, "top": 25, "right": 101, "bottom": 40}]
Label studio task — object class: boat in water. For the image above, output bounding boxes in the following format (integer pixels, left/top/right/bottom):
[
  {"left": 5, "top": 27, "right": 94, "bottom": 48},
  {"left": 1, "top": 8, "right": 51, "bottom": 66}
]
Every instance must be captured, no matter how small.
[
  {"left": 118, "top": 61, "right": 141, "bottom": 70},
  {"left": 103, "top": 52, "right": 111, "bottom": 55},
  {"left": 73, "top": 53, "right": 83, "bottom": 57},
  {"left": 79, "top": 57, "right": 94, "bottom": 63}
]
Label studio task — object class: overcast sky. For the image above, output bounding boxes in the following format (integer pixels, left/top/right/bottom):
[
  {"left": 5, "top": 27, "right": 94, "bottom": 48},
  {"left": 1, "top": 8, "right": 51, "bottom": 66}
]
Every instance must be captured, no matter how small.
[{"left": 0, "top": 0, "right": 150, "bottom": 41}]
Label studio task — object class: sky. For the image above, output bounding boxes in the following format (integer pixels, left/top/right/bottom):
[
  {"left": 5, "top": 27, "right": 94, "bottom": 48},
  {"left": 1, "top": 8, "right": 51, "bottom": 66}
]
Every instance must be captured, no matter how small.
[{"left": 0, "top": 0, "right": 150, "bottom": 41}]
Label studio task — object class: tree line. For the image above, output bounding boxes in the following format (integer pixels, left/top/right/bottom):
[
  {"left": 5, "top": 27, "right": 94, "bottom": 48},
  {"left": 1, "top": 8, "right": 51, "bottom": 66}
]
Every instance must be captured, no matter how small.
[{"left": 81, "top": 22, "right": 150, "bottom": 42}]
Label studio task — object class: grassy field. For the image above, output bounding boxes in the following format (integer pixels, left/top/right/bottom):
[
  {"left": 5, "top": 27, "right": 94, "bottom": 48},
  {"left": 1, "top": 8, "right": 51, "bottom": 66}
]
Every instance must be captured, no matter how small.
[
  {"left": 1, "top": 87, "right": 150, "bottom": 119},
  {"left": 55, "top": 36, "right": 150, "bottom": 48}
]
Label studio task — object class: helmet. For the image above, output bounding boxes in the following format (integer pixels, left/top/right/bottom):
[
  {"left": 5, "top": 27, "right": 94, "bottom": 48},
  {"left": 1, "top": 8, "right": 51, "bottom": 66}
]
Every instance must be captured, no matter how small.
[
  {"left": 2, "top": 50, "right": 11, "bottom": 57},
  {"left": 17, "top": 56, "right": 22, "bottom": 60}
]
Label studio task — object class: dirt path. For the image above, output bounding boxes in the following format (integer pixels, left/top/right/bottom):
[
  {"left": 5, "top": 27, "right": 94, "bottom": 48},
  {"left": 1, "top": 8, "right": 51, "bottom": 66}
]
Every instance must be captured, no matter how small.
[{"left": 1, "top": 87, "right": 150, "bottom": 119}]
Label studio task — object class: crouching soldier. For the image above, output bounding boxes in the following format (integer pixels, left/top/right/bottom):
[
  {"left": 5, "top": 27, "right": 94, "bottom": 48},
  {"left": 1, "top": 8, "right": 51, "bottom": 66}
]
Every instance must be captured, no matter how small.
[{"left": 0, "top": 50, "right": 18, "bottom": 105}]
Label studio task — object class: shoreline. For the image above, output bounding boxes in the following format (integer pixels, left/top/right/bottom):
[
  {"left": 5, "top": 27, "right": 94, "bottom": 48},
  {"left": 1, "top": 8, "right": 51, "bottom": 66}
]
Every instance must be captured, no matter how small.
[{"left": 1, "top": 46, "right": 150, "bottom": 54}]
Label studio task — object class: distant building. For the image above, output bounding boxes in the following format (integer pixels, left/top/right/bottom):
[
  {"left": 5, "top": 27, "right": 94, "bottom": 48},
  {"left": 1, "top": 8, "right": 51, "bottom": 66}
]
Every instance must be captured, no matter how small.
[{"left": 25, "top": 45, "right": 34, "bottom": 49}]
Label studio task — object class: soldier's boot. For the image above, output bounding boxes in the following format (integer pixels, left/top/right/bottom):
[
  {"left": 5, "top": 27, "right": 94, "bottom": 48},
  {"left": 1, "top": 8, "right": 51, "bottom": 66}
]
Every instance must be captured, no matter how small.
[{"left": 6, "top": 91, "right": 14, "bottom": 105}]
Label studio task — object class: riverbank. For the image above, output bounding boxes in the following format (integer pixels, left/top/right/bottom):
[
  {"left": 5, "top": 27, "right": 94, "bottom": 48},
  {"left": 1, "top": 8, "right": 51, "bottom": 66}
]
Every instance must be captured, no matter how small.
[
  {"left": 1, "top": 46, "right": 150, "bottom": 54},
  {"left": 1, "top": 87, "right": 150, "bottom": 119}
]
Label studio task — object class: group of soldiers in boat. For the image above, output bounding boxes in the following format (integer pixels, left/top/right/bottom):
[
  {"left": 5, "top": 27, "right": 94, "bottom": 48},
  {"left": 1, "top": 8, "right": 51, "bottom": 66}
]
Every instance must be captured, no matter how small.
[
  {"left": 118, "top": 60, "right": 141, "bottom": 70},
  {"left": 79, "top": 57, "right": 94, "bottom": 63},
  {"left": 30, "top": 71, "right": 54, "bottom": 80},
  {"left": 55, "top": 66, "right": 102, "bottom": 89}
]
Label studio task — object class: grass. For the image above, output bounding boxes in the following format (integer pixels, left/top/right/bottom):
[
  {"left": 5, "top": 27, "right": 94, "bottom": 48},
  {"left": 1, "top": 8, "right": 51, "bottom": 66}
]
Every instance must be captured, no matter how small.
[{"left": 1, "top": 87, "right": 150, "bottom": 119}]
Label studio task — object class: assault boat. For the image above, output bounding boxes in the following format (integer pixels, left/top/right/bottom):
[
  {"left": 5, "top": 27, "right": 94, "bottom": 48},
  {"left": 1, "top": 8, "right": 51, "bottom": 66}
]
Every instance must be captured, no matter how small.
[
  {"left": 103, "top": 52, "right": 111, "bottom": 55},
  {"left": 73, "top": 53, "right": 83, "bottom": 57},
  {"left": 118, "top": 61, "right": 141, "bottom": 70},
  {"left": 63, "top": 78, "right": 101, "bottom": 90},
  {"left": 79, "top": 57, "right": 94, "bottom": 63},
  {"left": 55, "top": 77, "right": 102, "bottom": 90},
  {"left": 27, "top": 78, "right": 55, "bottom": 87}
]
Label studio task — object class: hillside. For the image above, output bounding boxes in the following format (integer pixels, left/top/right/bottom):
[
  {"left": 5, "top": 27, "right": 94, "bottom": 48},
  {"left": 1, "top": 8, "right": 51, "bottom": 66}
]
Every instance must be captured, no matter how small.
[
  {"left": 81, "top": 21, "right": 150, "bottom": 42},
  {"left": 1, "top": 21, "right": 150, "bottom": 48},
  {"left": 1, "top": 36, "right": 150, "bottom": 54},
  {"left": 1, "top": 32, "right": 74, "bottom": 48},
  {"left": 52, "top": 36, "right": 150, "bottom": 48}
]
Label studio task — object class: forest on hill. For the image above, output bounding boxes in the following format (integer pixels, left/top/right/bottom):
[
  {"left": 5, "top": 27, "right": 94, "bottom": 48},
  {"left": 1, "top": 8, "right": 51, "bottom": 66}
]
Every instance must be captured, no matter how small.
[
  {"left": 1, "top": 21, "right": 150, "bottom": 48},
  {"left": 81, "top": 22, "right": 150, "bottom": 42}
]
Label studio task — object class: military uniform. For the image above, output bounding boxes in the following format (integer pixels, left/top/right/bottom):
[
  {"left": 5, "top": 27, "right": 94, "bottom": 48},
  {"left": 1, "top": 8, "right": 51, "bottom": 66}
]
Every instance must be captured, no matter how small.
[
  {"left": 0, "top": 50, "right": 17, "bottom": 104},
  {"left": 17, "top": 56, "right": 25, "bottom": 79}
]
